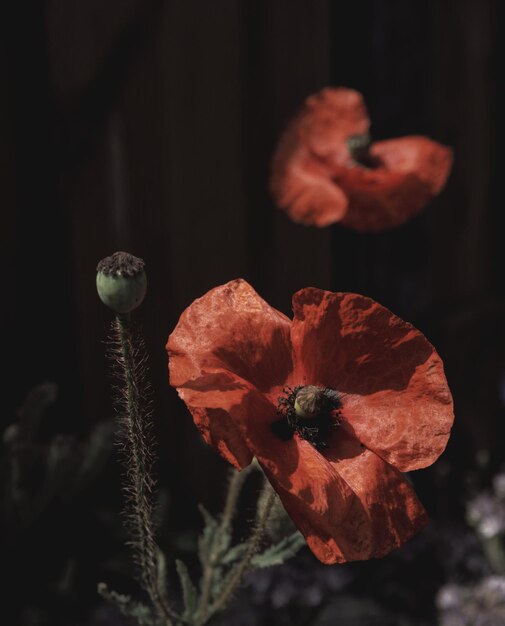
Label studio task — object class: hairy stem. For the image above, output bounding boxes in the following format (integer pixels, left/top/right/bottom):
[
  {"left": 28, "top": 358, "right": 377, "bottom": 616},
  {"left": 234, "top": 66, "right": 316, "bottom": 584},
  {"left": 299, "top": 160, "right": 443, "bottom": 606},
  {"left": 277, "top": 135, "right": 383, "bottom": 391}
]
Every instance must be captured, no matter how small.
[
  {"left": 113, "top": 314, "right": 175, "bottom": 625},
  {"left": 206, "top": 479, "right": 276, "bottom": 622},
  {"left": 220, "top": 465, "right": 255, "bottom": 544},
  {"left": 197, "top": 465, "right": 254, "bottom": 625}
]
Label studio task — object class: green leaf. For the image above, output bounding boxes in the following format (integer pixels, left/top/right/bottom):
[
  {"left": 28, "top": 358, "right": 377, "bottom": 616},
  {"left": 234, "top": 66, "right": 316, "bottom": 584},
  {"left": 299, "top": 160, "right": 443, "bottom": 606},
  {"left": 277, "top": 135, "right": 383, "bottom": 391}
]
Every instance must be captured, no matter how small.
[
  {"left": 215, "top": 523, "right": 232, "bottom": 557},
  {"left": 198, "top": 504, "right": 218, "bottom": 564},
  {"left": 156, "top": 549, "right": 171, "bottom": 606},
  {"left": 175, "top": 559, "right": 197, "bottom": 619},
  {"left": 97, "top": 582, "right": 158, "bottom": 625},
  {"left": 220, "top": 541, "right": 248, "bottom": 565},
  {"left": 251, "top": 532, "right": 305, "bottom": 568},
  {"left": 198, "top": 504, "right": 217, "bottom": 530}
]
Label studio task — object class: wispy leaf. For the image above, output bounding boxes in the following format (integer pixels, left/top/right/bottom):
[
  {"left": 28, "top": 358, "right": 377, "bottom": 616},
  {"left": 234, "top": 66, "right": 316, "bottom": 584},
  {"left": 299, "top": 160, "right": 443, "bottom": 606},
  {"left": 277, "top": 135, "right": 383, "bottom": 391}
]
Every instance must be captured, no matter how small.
[
  {"left": 220, "top": 542, "right": 248, "bottom": 565},
  {"left": 97, "top": 582, "right": 158, "bottom": 625},
  {"left": 198, "top": 504, "right": 218, "bottom": 565},
  {"left": 252, "top": 532, "right": 305, "bottom": 568},
  {"left": 175, "top": 559, "right": 197, "bottom": 619}
]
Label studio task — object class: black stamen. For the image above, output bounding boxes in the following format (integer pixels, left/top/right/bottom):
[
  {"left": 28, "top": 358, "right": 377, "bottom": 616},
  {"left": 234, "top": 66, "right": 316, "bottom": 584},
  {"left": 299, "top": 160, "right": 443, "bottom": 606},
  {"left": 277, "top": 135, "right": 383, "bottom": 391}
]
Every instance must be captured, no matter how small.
[{"left": 347, "top": 133, "right": 378, "bottom": 168}]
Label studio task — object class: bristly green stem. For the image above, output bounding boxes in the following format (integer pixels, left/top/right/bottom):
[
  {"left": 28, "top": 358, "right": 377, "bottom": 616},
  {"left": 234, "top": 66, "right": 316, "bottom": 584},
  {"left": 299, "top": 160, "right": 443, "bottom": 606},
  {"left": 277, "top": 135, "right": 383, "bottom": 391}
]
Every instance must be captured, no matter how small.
[
  {"left": 114, "top": 313, "right": 177, "bottom": 625},
  {"left": 220, "top": 465, "right": 255, "bottom": 542},
  {"left": 205, "top": 478, "right": 276, "bottom": 623}
]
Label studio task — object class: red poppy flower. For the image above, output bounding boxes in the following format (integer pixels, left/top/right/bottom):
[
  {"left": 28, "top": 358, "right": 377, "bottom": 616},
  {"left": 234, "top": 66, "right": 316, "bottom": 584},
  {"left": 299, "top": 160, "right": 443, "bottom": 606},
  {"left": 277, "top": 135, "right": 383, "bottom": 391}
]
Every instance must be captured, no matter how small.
[
  {"left": 167, "top": 279, "right": 454, "bottom": 564},
  {"left": 270, "top": 87, "right": 453, "bottom": 231}
]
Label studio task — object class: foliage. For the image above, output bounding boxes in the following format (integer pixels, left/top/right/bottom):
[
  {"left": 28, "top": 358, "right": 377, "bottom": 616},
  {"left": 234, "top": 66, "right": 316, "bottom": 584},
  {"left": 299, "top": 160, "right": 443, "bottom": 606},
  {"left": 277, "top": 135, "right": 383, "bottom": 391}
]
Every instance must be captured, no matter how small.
[
  {"left": 1, "top": 383, "right": 113, "bottom": 530},
  {"left": 101, "top": 466, "right": 304, "bottom": 626}
]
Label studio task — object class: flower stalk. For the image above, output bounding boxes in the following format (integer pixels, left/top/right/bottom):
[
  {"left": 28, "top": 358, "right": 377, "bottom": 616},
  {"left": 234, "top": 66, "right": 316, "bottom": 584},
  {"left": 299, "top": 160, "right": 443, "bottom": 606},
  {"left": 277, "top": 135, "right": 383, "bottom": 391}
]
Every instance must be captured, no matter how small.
[
  {"left": 196, "top": 465, "right": 254, "bottom": 624},
  {"left": 112, "top": 313, "right": 176, "bottom": 625},
  {"left": 97, "top": 251, "right": 177, "bottom": 624},
  {"left": 204, "top": 477, "right": 276, "bottom": 623}
]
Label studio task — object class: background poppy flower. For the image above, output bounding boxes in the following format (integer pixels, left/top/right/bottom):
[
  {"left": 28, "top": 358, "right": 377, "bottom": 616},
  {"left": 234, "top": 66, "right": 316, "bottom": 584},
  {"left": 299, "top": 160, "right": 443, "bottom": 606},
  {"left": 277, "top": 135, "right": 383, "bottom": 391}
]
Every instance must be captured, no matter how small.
[
  {"left": 167, "top": 279, "right": 454, "bottom": 564},
  {"left": 270, "top": 87, "right": 453, "bottom": 231}
]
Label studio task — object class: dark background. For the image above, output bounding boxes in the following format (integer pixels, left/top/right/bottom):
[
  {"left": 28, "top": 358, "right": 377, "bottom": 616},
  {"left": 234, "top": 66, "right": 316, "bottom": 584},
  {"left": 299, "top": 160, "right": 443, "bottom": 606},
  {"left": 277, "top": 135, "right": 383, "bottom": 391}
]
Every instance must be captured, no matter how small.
[{"left": 2, "top": 1, "right": 504, "bottom": 624}]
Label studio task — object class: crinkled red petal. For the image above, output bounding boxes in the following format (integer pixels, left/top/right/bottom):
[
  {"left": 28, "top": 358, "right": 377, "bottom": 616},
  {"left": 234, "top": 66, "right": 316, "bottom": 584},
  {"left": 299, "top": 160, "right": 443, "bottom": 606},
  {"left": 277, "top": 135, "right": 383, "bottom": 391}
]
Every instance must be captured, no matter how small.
[
  {"left": 338, "top": 136, "right": 453, "bottom": 231},
  {"left": 275, "top": 429, "right": 428, "bottom": 564},
  {"left": 167, "top": 279, "right": 293, "bottom": 467},
  {"left": 270, "top": 87, "right": 368, "bottom": 227},
  {"left": 168, "top": 279, "right": 293, "bottom": 395},
  {"left": 174, "top": 372, "right": 255, "bottom": 469},
  {"left": 372, "top": 136, "right": 453, "bottom": 195},
  {"left": 271, "top": 157, "right": 349, "bottom": 227},
  {"left": 185, "top": 405, "right": 253, "bottom": 470},
  {"left": 297, "top": 87, "right": 370, "bottom": 163},
  {"left": 334, "top": 168, "right": 432, "bottom": 232},
  {"left": 291, "top": 288, "right": 454, "bottom": 472},
  {"left": 328, "top": 428, "right": 429, "bottom": 555}
]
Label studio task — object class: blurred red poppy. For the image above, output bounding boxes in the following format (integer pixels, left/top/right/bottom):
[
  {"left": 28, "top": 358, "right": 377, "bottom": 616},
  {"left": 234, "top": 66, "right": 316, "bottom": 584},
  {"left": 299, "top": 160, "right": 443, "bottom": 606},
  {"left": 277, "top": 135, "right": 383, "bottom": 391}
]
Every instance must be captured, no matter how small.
[
  {"left": 167, "top": 279, "right": 454, "bottom": 564},
  {"left": 270, "top": 87, "right": 453, "bottom": 231}
]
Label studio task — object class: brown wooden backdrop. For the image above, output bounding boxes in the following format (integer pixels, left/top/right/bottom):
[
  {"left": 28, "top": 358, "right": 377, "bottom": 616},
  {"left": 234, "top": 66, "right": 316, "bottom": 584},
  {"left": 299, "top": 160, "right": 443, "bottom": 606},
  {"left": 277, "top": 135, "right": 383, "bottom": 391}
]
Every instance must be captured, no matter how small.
[{"left": 2, "top": 0, "right": 504, "bottom": 621}]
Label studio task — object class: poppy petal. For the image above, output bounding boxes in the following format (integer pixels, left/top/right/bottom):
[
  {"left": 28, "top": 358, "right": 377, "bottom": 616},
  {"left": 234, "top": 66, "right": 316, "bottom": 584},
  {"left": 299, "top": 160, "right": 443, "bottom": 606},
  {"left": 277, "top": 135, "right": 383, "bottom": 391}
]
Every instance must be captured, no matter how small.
[
  {"left": 309, "top": 429, "right": 428, "bottom": 563},
  {"left": 297, "top": 87, "right": 369, "bottom": 163},
  {"left": 334, "top": 168, "right": 434, "bottom": 232},
  {"left": 271, "top": 88, "right": 369, "bottom": 227},
  {"left": 271, "top": 159, "right": 349, "bottom": 227},
  {"left": 291, "top": 288, "right": 454, "bottom": 472},
  {"left": 167, "top": 279, "right": 293, "bottom": 468},
  {"left": 337, "top": 136, "right": 453, "bottom": 231},
  {"left": 187, "top": 406, "right": 253, "bottom": 469},
  {"left": 372, "top": 136, "right": 453, "bottom": 195},
  {"left": 264, "top": 428, "right": 427, "bottom": 564},
  {"left": 173, "top": 372, "right": 255, "bottom": 469},
  {"left": 167, "top": 279, "right": 293, "bottom": 394}
]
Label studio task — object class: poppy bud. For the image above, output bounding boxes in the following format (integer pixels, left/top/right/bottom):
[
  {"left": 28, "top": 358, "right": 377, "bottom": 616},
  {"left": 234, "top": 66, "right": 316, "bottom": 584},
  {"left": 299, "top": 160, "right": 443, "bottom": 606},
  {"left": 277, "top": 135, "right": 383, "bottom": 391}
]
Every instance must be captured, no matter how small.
[
  {"left": 96, "top": 251, "right": 147, "bottom": 313},
  {"left": 294, "top": 386, "right": 327, "bottom": 419}
]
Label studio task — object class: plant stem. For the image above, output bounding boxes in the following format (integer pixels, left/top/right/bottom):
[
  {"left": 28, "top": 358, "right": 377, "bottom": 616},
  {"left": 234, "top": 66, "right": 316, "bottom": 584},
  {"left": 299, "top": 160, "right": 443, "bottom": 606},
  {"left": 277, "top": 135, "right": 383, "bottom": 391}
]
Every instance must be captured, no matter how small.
[
  {"left": 206, "top": 480, "right": 276, "bottom": 622},
  {"left": 220, "top": 465, "right": 255, "bottom": 541},
  {"left": 196, "top": 465, "right": 254, "bottom": 625},
  {"left": 114, "top": 314, "right": 176, "bottom": 625}
]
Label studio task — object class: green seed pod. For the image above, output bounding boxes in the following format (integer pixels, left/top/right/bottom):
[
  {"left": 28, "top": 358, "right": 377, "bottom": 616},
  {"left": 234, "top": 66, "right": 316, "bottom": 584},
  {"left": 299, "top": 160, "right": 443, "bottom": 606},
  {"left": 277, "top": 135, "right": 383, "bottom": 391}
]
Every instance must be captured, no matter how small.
[
  {"left": 96, "top": 251, "right": 147, "bottom": 313},
  {"left": 294, "top": 385, "right": 327, "bottom": 419}
]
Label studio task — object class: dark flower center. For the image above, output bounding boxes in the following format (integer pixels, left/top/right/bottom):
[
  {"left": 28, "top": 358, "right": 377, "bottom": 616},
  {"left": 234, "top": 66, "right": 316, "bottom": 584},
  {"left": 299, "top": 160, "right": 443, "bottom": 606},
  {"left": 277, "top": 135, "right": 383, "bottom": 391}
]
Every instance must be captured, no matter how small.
[
  {"left": 96, "top": 251, "right": 145, "bottom": 277},
  {"left": 347, "top": 133, "right": 378, "bottom": 169},
  {"left": 272, "top": 385, "right": 342, "bottom": 450}
]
